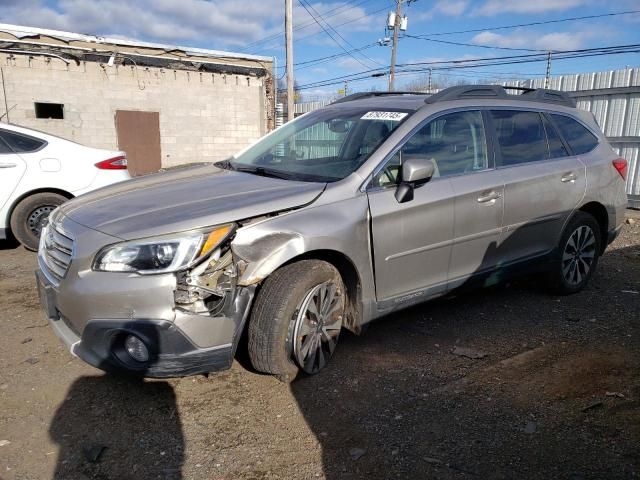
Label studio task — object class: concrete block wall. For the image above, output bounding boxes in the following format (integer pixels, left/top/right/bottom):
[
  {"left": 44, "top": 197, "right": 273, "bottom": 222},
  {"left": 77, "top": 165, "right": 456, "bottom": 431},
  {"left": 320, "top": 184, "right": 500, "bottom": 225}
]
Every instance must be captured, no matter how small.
[{"left": 0, "top": 53, "right": 268, "bottom": 168}]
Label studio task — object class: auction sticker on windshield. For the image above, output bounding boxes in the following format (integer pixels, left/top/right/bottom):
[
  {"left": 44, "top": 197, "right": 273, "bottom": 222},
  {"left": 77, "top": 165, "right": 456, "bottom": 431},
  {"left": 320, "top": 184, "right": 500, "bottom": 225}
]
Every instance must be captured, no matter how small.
[{"left": 361, "top": 111, "right": 408, "bottom": 121}]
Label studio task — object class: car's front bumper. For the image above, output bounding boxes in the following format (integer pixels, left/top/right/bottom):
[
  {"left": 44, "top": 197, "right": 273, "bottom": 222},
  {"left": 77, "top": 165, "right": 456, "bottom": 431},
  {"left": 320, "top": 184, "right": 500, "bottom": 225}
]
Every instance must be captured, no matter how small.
[{"left": 38, "top": 269, "right": 255, "bottom": 377}]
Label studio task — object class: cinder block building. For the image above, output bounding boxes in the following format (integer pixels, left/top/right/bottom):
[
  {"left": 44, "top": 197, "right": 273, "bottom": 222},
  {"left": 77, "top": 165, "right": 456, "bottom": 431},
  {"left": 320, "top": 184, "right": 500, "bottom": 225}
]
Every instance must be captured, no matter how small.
[{"left": 0, "top": 24, "right": 275, "bottom": 175}]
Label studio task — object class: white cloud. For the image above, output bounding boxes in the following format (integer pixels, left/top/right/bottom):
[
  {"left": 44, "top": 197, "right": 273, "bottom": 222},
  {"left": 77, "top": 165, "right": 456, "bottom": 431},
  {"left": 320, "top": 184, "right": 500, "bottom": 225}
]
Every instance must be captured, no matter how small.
[
  {"left": 0, "top": 0, "right": 374, "bottom": 50},
  {"left": 471, "top": 30, "right": 589, "bottom": 51},
  {"left": 474, "top": 0, "right": 590, "bottom": 16},
  {"left": 414, "top": 1, "right": 469, "bottom": 21}
]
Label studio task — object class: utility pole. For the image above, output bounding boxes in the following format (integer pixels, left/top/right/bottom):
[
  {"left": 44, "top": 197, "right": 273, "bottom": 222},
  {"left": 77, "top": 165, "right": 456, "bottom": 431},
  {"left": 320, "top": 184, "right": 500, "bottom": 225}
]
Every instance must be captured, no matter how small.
[
  {"left": 544, "top": 51, "right": 552, "bottom": 89},
  {"left": 388, "top": 0, "right": 402, "bottom": 91},
  {"left": 285, "top": 0, "right": 294, "bottom": 122}
]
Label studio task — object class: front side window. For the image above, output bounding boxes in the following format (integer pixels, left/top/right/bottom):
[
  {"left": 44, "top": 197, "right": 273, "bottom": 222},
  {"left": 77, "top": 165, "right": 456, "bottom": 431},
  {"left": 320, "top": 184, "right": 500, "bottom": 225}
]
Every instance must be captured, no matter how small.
[
  {"left": 230, "top": 108, "right": 409, "bottom": 182},
  {"left": 491, "top": 110, "right": 548, "bottom": 166},
  {"left": 550, "top": 114, "right": 599, "bottom": 155},
  {"left": 372, "top": 110, "right": 488, "bottom": 187},
  {"left": 0, "top": 130, "right": 45, "bottom": 153}
]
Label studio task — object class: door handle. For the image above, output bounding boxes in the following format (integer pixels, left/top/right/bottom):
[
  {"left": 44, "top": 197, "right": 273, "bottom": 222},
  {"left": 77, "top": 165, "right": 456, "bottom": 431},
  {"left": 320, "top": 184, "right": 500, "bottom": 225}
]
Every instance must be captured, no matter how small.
[
  {"left": 561, "top": 172, "right": 577, "bottom": 183},
  {"left": 477, "top": 190, "right": 502, "bottom": 204},
  {"left": 0, "top": 162, "right": 17, "bottom": 168}
]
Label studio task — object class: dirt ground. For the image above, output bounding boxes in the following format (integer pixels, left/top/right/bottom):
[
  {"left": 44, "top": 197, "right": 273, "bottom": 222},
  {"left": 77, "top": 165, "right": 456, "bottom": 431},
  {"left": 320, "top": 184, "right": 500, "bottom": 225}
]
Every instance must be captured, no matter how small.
[{"left": 1, "top": 215, "right": 639, "bottom": 480}]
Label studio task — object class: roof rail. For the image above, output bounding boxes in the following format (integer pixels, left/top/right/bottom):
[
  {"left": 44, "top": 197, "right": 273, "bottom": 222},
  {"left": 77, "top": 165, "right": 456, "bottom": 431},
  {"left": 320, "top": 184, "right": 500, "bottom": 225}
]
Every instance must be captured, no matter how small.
[
  {"left": 331, "top": 91, "right": 423, "bottom": 105},
  {"left": 424, "top": 85, "right": 576, "bottom": 107}
]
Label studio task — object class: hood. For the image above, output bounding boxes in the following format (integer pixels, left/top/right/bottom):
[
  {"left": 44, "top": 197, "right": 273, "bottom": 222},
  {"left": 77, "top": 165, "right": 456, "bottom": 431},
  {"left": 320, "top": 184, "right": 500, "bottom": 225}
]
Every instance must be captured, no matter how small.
[{"left": 60, "top": 164, "right": 325, "bottom": 240}]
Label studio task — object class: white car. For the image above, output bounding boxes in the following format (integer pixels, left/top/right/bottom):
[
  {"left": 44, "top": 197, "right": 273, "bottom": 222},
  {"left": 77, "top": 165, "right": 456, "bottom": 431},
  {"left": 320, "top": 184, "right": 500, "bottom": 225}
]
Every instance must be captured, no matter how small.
[{"left": 0, "top": 123, "right": 130, "bottom": 250}]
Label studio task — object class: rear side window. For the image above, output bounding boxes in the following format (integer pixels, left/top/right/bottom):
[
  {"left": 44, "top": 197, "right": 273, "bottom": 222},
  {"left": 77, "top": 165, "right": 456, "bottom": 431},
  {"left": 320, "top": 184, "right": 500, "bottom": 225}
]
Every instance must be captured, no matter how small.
[
  {"left": 542, "top": 115, "right": 569, "bottom": 158},
  {"left": 549, "top": 114, "right": 599, "bottom": 155},
  {"left": 0, "top": 137, "right": 12, "bottom": 154},
  {"left": 491, "top": 110, "right": 547, "bottom": 166},
  {"left": 0, "top": 130, "right": 46, "bottom": 153}
]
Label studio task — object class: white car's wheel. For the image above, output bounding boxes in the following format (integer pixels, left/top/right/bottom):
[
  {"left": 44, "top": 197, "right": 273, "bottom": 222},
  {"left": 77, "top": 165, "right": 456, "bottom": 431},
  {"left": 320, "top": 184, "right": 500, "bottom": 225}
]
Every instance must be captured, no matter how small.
[{"left": 10, "top": 192, "right": 67, "bottom": 251}]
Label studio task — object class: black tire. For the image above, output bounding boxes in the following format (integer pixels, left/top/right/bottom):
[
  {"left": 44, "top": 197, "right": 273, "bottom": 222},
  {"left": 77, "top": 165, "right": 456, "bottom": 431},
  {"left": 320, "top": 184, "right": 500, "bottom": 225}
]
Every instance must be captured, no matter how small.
[
  {"left": 549, "top": 211, "right": 601, "bottom": 295},
  {"left": 10, "top": 192, "right": 68, "bottom": 251},
  {"left": 248, "top": 260, "right": 345, "bottom": 382}
]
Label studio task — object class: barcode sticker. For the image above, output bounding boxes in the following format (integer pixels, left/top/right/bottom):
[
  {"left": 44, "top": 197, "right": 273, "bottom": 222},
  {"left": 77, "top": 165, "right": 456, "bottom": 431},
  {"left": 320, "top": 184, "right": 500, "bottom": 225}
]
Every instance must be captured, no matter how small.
[{"left": 361, "top": 111, "right": 408, "bottom": 121}]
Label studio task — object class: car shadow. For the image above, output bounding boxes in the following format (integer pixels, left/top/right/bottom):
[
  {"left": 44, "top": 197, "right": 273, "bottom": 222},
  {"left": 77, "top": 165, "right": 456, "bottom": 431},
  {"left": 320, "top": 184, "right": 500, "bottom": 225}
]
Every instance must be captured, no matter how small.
[
  {"left": 49, "top": 328, "right": 184, "bottom": 479},
  {"left": 0, "top": 235, "right": 20, "bottom": 250},
  {"left": 289, "top": 234, "right": 639, "bottom": 479}
]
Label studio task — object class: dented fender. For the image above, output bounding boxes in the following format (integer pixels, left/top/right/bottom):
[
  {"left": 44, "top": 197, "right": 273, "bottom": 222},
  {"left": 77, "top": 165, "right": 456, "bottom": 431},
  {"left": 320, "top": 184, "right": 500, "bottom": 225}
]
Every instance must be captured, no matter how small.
[
  {"left": 228, "top": 195, "right": 378, "bottom": 329},
  {"left": 232, "top": 230, "right": 306, "bottom": 285}
]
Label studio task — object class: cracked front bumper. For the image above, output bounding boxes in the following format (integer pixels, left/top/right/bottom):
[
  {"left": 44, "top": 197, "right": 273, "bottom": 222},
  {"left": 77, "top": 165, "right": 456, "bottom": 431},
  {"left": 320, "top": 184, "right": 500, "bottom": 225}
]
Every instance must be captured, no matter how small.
[{"left": 37, "top": 268, "right": 255, "bottom": 378}]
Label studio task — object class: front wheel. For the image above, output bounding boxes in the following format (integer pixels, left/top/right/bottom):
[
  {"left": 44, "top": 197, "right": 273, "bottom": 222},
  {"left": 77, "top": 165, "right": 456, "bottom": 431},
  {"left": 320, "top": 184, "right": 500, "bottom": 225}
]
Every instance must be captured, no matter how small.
[
  {"left": 550, "top": 211, "right": 601, "bottom": 295},
  {"left": 248, "top": 260, "right": 345, "bottom": 382},
  {"left": 10, "top": 192, "right": 68, "bottom": 251}
]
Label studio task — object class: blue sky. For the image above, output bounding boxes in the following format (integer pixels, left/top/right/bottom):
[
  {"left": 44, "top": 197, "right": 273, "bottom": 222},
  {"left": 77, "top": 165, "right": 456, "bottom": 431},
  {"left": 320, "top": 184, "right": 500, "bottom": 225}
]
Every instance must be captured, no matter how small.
[{"left": 3, "top": 0, "right": 640, "bottom": 99}]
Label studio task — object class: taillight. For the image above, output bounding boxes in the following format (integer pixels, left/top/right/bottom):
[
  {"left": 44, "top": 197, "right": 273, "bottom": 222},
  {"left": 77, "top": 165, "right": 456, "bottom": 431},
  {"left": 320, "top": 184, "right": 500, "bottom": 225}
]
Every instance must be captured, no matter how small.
[
  {"left": 95, "top": 156, "right": 127, "bottom": 170},
  {"left": 612, "top": 158, "right": 627, "bottom": 180}
]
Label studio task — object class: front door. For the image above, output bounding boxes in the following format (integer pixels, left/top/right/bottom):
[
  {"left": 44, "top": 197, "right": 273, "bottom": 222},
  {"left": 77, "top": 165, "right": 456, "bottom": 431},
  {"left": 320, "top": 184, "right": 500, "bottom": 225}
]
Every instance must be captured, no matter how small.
[
  {"left": 367, "top": 109, "right": 500, "bottom": 301},
  {"left": 367, "top": 172, "right": 455, "bottom": 302}
]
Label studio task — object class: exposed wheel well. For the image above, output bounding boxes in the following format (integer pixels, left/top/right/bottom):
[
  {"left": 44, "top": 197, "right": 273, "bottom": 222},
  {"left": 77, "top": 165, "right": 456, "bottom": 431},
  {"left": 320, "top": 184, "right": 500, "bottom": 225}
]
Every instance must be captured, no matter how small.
[
  {"left": 281, "top": 250, "right": 363, "bottom": 333},
  {"left": 7, "top": 188, "right": 73, "bottom": 229},
  {"left": 579, "top": 201, "right": 608, "bottom": 253}
]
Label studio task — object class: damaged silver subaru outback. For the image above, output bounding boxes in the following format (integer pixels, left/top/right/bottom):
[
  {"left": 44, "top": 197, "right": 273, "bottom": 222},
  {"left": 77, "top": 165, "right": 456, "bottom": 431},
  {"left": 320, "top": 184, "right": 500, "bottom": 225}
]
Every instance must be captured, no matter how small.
[{"left": 37, "top": 86, "right": 628, "bottom": 381}]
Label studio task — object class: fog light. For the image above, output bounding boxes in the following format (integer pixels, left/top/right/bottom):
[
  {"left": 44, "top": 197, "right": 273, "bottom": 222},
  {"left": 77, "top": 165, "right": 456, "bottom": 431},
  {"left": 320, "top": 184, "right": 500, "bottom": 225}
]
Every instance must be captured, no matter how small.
[{"left": 124, "top": 335, "right": 149, "bottom": 362}]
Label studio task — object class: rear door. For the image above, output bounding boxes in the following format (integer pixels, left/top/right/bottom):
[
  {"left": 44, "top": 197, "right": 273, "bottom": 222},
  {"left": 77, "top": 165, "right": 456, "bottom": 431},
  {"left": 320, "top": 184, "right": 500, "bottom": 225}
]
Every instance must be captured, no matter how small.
[
  {"left": 0, "top": 130, "right": 29, "bottom": 211},
  {"left": 490, "top": 109, "right": 586, "bottom": 264},
  {"left": 442, "top": 110, "right": 505, "bottom": 289}
]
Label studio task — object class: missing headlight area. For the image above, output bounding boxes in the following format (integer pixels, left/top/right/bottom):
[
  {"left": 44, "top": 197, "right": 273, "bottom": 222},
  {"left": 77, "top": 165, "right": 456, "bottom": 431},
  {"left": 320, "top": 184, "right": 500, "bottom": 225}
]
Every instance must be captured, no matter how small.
[{"left": 174, "top": 245, "right": 237, "bottom": 316}]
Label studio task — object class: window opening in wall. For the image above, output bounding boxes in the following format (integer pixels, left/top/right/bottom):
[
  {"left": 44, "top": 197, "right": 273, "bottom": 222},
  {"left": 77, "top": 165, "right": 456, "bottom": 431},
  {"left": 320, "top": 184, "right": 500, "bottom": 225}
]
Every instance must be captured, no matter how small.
[{"left": 35, "top": 102, "right": 64, "bottom": 119}]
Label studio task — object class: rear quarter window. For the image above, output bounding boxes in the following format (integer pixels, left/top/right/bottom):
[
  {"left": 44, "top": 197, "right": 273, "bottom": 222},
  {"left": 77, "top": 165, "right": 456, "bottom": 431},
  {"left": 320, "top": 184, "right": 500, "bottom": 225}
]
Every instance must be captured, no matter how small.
[
  {"left": 0, "top": 130, "right": 46, "bottom": 153},
  {"left": 549, "top": 114, "right": 599, "bottom": 155}
]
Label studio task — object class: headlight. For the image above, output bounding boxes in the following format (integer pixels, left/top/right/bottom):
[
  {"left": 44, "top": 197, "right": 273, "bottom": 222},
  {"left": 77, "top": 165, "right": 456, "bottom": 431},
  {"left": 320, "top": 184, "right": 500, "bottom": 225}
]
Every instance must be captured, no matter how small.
[{"left": 93, "top": 224, "right": 234, "bottom": 274}]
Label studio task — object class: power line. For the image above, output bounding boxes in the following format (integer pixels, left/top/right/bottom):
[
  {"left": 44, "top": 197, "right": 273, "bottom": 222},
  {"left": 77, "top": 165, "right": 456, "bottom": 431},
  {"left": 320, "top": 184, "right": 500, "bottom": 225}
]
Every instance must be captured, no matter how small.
[
  {"left": 415, "top": 9, "right": 640, "bottom": 37},
  {"left": 402, "top": 34, "right": 546, "bottom": 52},
  {"left": 300, "top": 0, "right": 383, "bottom": 68},
  {"left": 261, "top": 8, "right": 640, "bottom": 69},
  {"left": 248, "top": 4, "right": 392, "bottom": 55},
  {"left": 242, "top": 0, "right": 386, "bottom": 54},
  {"left": 295, "top": 43, "right": 640, "bottom": 90},
  {"left": 296, "top": 0, "right": 373, "bottom": 70},
  {"left": 241, "top": 0, "right": 371, "bottom": 52},
  {"left": 294, "top": 43, "right": 379, "bottom": 70}
]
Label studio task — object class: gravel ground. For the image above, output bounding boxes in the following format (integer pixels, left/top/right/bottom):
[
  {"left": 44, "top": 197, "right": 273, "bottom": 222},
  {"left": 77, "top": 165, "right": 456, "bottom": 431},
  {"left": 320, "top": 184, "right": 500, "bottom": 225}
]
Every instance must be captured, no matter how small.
[{"left": 0, "top": 215, "right": 639, "bottom": 480}]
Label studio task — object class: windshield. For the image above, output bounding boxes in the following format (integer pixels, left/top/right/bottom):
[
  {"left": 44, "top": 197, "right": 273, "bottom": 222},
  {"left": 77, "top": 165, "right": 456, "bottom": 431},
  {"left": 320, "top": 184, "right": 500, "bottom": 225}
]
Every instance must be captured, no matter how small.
[{"left": 229, "top": 107, "right": 411, "bottom": 182}]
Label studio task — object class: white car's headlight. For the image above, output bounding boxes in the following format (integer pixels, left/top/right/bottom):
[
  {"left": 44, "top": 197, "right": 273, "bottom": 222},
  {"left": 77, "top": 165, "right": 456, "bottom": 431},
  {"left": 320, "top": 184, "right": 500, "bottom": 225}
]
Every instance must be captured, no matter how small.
[{"left": 93, "top": 224, "right": 234, "bottom": 274}]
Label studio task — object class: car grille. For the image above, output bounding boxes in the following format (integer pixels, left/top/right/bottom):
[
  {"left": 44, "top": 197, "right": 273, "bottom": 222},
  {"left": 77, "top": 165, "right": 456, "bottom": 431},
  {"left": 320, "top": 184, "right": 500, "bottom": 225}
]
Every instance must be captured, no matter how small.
[{"left": 40, "top": 222, "right": 74, "bottom": 283}]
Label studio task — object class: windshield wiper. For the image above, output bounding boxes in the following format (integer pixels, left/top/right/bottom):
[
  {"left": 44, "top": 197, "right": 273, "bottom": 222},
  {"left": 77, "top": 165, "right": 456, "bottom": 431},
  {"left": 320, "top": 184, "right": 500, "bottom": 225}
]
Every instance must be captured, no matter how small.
[{"left": 233, "top": 165, "right": 293, "bottom": 180}]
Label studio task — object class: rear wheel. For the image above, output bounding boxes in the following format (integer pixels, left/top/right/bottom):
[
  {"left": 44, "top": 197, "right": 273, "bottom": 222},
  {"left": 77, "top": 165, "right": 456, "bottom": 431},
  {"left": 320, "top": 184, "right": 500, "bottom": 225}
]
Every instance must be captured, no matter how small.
[
  {"left": 10, "top": 192, "right": 68, "bottom": 251},
  {"left": 550, "top": 211, "right": 601, "bottom": 295},
  {"left": 248, "top": 260, "right": 345, "bottom": 382}
]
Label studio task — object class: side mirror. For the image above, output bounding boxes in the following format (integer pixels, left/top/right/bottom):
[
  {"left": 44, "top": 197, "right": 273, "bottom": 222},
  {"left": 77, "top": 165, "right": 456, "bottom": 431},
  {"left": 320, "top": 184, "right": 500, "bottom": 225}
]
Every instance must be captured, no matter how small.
[{"left": 395, "top": 157, "right": 435, "bottom": 203}]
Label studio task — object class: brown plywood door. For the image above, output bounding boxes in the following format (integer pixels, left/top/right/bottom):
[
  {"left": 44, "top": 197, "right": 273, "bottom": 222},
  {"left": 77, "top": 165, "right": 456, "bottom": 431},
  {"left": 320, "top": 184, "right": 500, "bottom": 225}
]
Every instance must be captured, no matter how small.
[{"left": 115, "top": 110, "right": 161, "bottom": 176}]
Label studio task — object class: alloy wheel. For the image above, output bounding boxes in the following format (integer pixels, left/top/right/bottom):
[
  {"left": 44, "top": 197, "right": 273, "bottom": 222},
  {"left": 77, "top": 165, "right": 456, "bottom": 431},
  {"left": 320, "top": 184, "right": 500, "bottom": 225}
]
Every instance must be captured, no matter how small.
[
  {"left": 292, "top": 281, "right": 343, "bottom": 374},
  {"left": 562, "top": 225, "right": 596, "bottom": 286}
]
